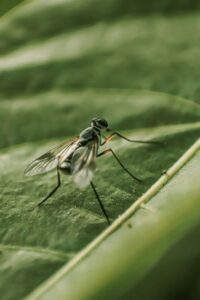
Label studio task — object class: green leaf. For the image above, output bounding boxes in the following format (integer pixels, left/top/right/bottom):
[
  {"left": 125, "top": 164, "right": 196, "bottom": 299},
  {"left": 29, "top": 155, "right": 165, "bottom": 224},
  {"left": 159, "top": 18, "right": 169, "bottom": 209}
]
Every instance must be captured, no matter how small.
[
  {"left": 0, "top": 89, "right": 199, "bottom": 299},
  {"left": 0, "top": 0, "right": 200, "bottom": 47},
  {"left": 0, "top": 245, "right": 70, "bottom": 300},
  {"left": 0, "top": 0, "right": 24, "bottom": 17},
  {"left": 26, "top": 141, "right": 200, "bottom": 300},
  {"left": 123, "top": 222, "right": 200, "bottom": 300},
  {"left": 0, "top": 0, "right": 200, "bottom": 102},
  {"left": 0, "top": 89, "right": 200, "bottom": 149},
  {"left": 0, "top": 1, "right": 200, "bottom": 299}
]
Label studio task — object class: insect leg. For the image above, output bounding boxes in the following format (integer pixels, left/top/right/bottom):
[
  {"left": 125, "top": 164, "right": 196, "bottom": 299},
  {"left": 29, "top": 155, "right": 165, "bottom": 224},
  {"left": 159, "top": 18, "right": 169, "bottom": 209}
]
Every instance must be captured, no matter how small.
[
  {"left": 38, "top": 167, "right": 61, "bottom": 206},
  {"left": 101, "top": 132, "right": 163, "bottom": 146},
  {"left": 97, "top": 149, "right": 142, "bottom": 182},
  {"left": 90, "top": 181, "right": 111, "bottom": 225}
]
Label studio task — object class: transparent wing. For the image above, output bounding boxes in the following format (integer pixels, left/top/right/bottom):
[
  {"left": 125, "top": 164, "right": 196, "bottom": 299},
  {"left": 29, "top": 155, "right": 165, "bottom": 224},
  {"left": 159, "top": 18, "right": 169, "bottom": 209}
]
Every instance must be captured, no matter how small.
[
  {"left": 71, "top": 141, "right": 98, "bottom": 189},
  {"left": 24, "top": 137, "right": 79, "bottom": 176}
]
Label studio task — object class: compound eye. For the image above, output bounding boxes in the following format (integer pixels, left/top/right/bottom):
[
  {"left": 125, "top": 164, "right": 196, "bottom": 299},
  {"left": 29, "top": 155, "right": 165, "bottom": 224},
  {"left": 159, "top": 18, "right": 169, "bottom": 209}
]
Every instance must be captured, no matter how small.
[
  {"left": 91, "top": 117, "right": 108, "bottom": 129},
  {"left": 98, "top": 119, "right": 108, "bottom": 127}
]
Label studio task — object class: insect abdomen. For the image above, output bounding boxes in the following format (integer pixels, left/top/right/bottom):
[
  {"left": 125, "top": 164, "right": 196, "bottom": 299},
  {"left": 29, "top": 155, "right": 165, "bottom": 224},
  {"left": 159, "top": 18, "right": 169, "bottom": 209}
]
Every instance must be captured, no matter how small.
[{"left": 59, "top": 161, "right": 71, "bottom": 174}]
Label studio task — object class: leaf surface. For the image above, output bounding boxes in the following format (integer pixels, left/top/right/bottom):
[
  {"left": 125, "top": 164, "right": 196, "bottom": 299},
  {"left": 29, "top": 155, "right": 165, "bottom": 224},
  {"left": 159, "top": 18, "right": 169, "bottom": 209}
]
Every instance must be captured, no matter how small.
[{"left": 0, "top": 1, "right": 200, "bottom": 299}]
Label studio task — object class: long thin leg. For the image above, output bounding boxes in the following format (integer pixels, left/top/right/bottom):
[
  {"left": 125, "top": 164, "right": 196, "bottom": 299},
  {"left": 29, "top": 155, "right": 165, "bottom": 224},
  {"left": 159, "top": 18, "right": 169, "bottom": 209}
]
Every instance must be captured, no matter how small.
[
  {"left": 101, "top": 131, "right": 163, "bottom": 146},
  {"left": 90, "top": 181, "right": 110, "bottom": 225},
  {"left": 97, "top": 149, "right": 142, "bottom": 183},
  {"left": 38, "top": 167, "right": 61, "bottom": 206}
]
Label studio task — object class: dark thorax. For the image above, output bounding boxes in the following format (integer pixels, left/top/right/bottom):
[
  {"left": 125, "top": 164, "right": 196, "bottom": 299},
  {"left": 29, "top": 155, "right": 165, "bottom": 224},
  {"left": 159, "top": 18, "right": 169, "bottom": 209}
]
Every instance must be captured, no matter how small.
[
  {"left": 59, "top": 127, "right": 100, "bottom": 175},
  {"left": 79, "top": 126, "right": 101, "bottom": 147}
]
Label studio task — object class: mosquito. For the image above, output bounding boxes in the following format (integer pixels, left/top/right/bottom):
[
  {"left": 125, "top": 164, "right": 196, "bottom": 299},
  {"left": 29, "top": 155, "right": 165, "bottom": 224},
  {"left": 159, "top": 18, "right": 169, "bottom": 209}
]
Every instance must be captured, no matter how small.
[{"left": 24, "top": 117, "right": 161, "bottom": 225}]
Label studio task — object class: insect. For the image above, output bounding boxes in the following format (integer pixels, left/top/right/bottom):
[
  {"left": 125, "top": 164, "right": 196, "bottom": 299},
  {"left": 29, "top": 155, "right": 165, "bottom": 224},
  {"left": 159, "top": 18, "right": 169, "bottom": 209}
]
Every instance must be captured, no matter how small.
[{"left": 24, "top": 117, "right": 161, "bottom": 225}]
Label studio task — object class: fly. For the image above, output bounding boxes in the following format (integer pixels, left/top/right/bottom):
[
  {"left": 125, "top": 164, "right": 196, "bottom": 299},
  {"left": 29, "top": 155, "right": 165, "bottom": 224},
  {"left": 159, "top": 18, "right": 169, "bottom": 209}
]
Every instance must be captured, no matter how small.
[{"left": 24, "top": 117, "right": 161, "bottom": 225}]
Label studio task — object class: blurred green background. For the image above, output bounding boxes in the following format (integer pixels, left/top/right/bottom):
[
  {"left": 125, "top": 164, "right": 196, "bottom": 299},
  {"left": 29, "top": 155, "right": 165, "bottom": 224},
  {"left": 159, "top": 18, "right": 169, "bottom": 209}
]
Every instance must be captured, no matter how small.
[
  {"left": 0, "top": 1, "right": 200, "bottom": 300},
  {"left": 0, "top": 0, "right": 200, "bottom": 102}
]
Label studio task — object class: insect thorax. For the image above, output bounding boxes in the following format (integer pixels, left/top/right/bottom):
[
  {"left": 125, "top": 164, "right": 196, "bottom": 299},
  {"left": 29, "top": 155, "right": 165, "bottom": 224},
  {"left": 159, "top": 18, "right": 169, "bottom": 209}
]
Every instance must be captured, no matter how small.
[
  {"left": 79, "top": 127, "right": 100, "bottom": 145},
  {"left": 59, "top": 127, "right": 99, "bottom": 180}
]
